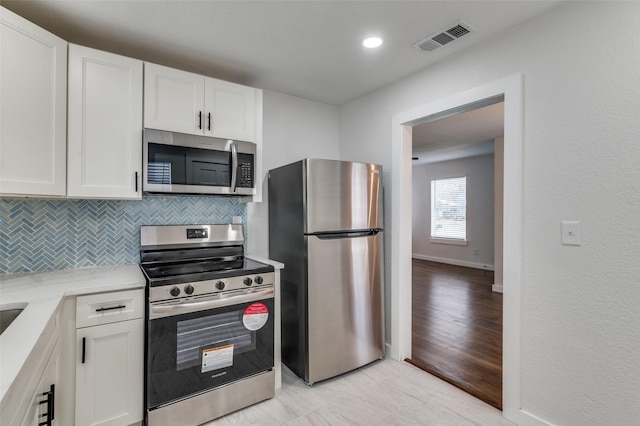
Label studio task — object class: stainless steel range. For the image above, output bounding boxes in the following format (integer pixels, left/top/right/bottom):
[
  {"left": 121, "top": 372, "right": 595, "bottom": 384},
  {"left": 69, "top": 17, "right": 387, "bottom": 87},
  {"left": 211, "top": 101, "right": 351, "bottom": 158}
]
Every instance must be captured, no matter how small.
[{"left": 139, "top": 224, "right": 275, "bottom": 426}]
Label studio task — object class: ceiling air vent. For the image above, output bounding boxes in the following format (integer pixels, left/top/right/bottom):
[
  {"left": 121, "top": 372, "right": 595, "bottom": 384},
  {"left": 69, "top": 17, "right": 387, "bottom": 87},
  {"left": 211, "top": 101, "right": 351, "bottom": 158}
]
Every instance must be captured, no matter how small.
[{"left": 412, "top": 20, "right": 474, "bottom": 53}]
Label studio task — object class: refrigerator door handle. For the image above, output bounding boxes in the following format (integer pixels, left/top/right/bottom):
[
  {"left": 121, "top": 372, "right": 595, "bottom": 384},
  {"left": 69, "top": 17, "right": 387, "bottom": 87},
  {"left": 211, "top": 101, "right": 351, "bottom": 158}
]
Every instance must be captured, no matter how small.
[{"left": 312, "top": 229, "right": 381, "bottom": 240}]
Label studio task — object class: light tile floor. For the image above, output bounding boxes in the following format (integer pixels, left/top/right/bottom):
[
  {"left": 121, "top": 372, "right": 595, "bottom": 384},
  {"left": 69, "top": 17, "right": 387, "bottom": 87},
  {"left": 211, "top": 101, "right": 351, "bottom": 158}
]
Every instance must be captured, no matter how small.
[{"left": 206, "top": 358, "right": 515, "bottom": 425}]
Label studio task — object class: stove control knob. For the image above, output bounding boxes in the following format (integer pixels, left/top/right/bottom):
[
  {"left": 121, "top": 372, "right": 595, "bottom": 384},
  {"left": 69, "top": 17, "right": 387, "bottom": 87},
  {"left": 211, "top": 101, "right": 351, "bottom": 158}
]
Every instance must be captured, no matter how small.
[
  {"left": 243, "top": 277, "right": 253, "bottom": 286},
  {"left": 255, "top": 276, "right": 264, "bottom": 285},
  {"left": 170, "top": 286, "right": 180, "bottom": 297},
  {"left": 215, "top": 281, "right": 225, "bottom": 290},
  {"left": 184, "top": 284, "right": 194, "bottom": 295}
]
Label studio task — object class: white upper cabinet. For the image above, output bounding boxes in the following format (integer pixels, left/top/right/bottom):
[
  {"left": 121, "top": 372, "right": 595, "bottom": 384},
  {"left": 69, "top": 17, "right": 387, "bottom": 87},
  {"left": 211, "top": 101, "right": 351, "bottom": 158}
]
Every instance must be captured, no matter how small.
[
  {"left": 144, "top": 62, "right": 205, "bottom": 136},
  {"left": 144, "top": 62, "right": 259, "bottom": 142},
  {"left": 67, "top": 44, "right": 143, "bottom": 199},
  {"left": 204, "top": 78, "right": 257, "bottom": 142},
  {"left": 0, "top": 6, "right": 67, "bottom": 197}
]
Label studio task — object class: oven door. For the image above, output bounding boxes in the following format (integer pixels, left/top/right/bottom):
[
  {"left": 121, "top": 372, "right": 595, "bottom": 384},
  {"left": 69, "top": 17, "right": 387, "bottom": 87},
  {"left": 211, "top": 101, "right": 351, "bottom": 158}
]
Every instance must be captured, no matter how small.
[{"left": 147, "top": 288, "right": 274, "bottom": 410}]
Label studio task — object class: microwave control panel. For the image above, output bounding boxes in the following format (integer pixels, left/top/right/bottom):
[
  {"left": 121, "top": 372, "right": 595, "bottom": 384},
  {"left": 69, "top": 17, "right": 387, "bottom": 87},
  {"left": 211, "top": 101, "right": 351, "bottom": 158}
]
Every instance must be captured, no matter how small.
[{"left": 237, "top": 154, "right": 254, "bottom": 188}]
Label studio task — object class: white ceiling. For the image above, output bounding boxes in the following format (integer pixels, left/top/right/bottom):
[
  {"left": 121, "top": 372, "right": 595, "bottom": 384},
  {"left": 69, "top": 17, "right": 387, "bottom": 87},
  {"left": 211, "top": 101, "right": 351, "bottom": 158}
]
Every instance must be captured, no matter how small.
[
  {"left": 412, "top": 101, "right": 504, "bottom": 165},
  {"left": 1, "top": 1, "right": 561, "bottom": 106}
]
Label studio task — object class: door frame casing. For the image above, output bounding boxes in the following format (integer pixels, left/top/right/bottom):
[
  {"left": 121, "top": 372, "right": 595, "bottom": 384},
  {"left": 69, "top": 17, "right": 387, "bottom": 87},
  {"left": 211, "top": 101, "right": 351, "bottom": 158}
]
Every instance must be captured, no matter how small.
[{"left": 390, "top": 74, "right": 532, "bottom": 424}]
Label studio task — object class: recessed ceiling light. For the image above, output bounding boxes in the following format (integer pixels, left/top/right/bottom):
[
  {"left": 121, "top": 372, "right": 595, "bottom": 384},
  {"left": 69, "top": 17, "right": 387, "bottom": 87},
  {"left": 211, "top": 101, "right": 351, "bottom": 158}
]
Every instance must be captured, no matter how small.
[{"left": 363, "top": 37, "right": 383, "bottom": 49}]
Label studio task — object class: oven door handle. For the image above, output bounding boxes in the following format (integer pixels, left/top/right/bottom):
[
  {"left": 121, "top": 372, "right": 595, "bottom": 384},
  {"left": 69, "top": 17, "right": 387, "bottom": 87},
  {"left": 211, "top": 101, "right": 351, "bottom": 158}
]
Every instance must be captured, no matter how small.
[{"left": 149, "top": 287, "right": 274, "bottom": 319}]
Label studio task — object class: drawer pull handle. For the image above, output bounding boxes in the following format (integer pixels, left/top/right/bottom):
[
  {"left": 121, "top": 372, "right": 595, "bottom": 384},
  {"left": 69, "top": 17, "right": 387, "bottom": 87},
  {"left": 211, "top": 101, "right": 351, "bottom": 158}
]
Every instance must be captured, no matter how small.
[
  {"left": 82, "top": 337, "right": 86, "bottom": 364},
  {"left": 95, "top": 304, "right": 126, "bottom": 312}
]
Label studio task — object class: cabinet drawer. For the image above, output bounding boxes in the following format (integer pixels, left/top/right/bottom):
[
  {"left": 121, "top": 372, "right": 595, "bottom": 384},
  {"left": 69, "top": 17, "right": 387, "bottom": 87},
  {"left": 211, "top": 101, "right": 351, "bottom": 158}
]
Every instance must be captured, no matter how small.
[{"left": 76, "top": 289, "right": 144, "bottom": 328}]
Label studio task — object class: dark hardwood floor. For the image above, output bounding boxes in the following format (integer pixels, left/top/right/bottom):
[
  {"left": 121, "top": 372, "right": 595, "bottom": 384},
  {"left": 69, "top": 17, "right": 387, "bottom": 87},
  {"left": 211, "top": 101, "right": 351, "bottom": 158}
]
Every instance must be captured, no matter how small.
[{"left": 407, "top": 259, "right": 503, "bottom": 410}]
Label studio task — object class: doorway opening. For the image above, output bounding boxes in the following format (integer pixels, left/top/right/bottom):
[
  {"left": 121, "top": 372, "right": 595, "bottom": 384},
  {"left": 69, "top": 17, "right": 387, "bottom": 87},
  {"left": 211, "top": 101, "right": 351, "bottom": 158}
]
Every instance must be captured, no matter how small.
[
  {"left": 389, "top": 75, "right": 524, "bottom": 422},
  {"left": 407, "top": 99, "right": 504, "bottom": 409}
]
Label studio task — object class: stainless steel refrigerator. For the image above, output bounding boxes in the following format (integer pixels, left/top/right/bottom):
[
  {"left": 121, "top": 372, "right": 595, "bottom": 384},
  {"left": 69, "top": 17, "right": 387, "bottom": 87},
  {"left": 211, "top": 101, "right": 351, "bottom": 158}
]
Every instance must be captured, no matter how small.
[{"left": 268, "top": 158, "right": 384, "bottom": 384}]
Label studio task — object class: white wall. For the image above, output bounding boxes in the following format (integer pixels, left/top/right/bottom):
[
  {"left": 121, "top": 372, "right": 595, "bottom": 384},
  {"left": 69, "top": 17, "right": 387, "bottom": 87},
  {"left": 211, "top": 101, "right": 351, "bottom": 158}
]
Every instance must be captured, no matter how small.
[
  {"left": 247, "top": 90, "right": 340, "bottom": 256},
  {"left": 412, "top": 154, "right": 494, "bottom": 269},
  {"left": 339, "top": 2, "right": 640, "bottom": 425}
]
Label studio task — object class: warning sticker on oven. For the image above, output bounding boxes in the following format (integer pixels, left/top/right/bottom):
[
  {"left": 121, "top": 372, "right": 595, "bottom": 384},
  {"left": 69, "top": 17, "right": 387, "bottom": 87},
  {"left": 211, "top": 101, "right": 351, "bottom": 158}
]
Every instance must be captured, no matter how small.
[
  {"left": 243, "top": 302, "right": 269, "bottom": 331},
  {"left": 201, "top": 344, "right": 234, "bottom": 373}
]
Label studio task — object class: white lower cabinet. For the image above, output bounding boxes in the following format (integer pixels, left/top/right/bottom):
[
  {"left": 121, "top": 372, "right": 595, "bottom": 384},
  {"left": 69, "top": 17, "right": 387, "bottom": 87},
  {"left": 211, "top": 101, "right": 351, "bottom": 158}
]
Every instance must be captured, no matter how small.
[
  {"left": 20, "top": 342, "right": 58, "bottom": 426},
  {"left": 75, "top": 290, "right": 144, "bottom": 426}
]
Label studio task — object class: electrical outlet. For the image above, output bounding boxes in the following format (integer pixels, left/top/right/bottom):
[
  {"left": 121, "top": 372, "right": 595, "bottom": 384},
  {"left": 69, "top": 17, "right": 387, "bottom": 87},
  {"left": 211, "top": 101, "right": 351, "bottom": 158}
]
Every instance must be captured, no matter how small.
[
  {"left": 473, "top": 248, "right": 479, "bottom": 256},
  {"left": 561, "top": 221, "right": 581, "bottom": 245}
]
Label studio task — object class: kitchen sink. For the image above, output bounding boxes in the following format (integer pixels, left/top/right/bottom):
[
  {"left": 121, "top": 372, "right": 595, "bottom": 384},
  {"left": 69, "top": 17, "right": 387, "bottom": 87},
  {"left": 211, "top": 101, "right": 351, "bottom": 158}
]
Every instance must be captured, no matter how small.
[{"left": 0, "top": 304, "right": 27, "bottom": 335}]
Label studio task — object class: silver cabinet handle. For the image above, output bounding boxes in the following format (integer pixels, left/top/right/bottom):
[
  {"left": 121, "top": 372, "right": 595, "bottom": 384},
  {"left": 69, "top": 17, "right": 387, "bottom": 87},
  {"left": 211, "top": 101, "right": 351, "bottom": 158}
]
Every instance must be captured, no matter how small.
[{"left": 149, "top": 287, "right": 273, "bottom": 319}]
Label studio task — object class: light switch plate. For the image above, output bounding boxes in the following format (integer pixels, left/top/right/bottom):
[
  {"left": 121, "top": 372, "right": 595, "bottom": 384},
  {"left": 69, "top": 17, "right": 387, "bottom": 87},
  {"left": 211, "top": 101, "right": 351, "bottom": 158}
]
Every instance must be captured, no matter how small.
[{"left": 561, "top": 221, "right": 581, "bottom": 245}]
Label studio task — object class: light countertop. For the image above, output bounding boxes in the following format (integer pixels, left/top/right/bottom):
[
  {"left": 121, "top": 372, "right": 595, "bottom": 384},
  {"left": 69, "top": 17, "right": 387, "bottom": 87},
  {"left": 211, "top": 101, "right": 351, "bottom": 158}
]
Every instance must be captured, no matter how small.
[
  {"left": 246, "top": 255, "right": 284, "bottom": 270},
  {"left": 0, "top": 264, "right": 146, "bottom": 405}
]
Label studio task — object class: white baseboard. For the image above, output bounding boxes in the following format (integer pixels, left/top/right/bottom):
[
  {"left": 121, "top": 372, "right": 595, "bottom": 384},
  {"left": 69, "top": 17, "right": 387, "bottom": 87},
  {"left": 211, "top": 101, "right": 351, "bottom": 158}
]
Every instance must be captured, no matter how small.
[
  {"left": 510, "top": 409, "right": 556, "bottom": 426},
  {"left": 412, "top": 254, "right": 495, "bottom": 271},
  {"left": 492, "top": 284, "right": 503, "bottom": 293}
]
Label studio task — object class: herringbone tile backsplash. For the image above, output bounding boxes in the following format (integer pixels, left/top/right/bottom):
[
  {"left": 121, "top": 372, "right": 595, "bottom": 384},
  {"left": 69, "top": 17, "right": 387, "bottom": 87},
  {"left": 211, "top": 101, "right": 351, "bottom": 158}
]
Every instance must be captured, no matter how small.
[{"left": 0, "top": 196, "right": 247, "bottom": 275}]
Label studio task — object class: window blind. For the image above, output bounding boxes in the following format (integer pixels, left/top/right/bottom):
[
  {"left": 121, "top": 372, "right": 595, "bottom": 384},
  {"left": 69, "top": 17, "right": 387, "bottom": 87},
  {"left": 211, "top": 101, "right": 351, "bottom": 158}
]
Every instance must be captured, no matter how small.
[{"left": 431, "top": 176, "right": 467, "bottom": 240}]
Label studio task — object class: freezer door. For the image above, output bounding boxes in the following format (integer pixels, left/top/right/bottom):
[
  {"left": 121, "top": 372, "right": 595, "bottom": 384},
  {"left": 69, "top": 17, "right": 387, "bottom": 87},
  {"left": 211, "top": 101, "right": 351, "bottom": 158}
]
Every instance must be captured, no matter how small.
[
  {"left": 306, "top": 231, "right": 384, "bottom": 384},
  {"left": 305, "top": 159, "right": 382, "bottom": 233}
]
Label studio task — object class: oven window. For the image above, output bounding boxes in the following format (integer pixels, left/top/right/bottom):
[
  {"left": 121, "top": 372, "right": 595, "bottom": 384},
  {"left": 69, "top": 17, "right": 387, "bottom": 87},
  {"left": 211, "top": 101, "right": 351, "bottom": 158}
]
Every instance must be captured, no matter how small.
[
  {"left": 176, "top": 311, "right": 255, "bottom": 371},
  {"left": 147, "top": 297, "right": 274, "bottom": 410}
]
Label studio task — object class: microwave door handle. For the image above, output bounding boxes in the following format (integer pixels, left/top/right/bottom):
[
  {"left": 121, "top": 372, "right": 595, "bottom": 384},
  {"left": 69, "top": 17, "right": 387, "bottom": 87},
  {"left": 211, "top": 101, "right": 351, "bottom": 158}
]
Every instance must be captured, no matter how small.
[{"left": 230, "top": 140, "right": 238, "bottom": 192}]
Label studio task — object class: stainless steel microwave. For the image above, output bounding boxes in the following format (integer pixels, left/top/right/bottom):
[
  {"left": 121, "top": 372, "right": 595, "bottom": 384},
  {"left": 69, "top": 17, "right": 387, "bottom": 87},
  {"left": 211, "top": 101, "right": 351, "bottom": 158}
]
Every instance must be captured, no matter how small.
[{"left": 143, "top": 128, "right": 256, "bottom": 196}]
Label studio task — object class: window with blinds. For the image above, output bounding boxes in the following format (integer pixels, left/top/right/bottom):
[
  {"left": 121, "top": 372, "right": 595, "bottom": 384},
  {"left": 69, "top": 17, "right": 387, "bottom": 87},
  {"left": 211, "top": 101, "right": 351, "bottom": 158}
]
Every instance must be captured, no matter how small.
[{"left": 431, "top": 176, "right": 467, "bottom": 241}]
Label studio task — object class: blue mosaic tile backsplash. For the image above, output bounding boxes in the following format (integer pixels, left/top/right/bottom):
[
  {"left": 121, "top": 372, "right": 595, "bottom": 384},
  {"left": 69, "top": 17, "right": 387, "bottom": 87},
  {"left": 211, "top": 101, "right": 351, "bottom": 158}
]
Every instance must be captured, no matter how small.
[{"left": 0, "top": 196, "right": 247, "bottom": 275}]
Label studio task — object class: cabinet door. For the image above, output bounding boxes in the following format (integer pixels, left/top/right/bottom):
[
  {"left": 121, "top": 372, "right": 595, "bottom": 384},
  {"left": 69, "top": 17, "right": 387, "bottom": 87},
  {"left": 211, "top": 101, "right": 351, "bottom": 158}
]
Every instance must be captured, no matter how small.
[
  {"left": 20, "top": 342, "right": 58, "bottom": 426},
  {"left": 144, "top": 62, "right": 205, "bottom": 135},
  {"left": 204, "top": 77, "right": 257, "bottom": 142},
  {"left": 67, "top": 44, "right": 143, "bottom": 199},
  {"left": 0, "top": 6, "right": 67, "bottom": 197},
  {"left": 76, "top": 319, "right": 143, "bottom": 426}
]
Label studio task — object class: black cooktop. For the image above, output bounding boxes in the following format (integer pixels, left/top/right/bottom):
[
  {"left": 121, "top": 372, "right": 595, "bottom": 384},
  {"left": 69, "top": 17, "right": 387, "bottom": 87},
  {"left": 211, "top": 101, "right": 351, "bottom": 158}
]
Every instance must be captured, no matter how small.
[
  {"left": 141, "top": 257, "right": 274, "bottom": 287},
  {"left": 139, "top": 226, "right": 274, "bottom": 287}
]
